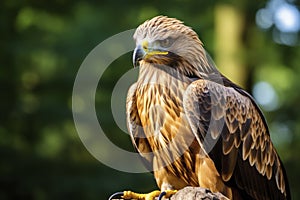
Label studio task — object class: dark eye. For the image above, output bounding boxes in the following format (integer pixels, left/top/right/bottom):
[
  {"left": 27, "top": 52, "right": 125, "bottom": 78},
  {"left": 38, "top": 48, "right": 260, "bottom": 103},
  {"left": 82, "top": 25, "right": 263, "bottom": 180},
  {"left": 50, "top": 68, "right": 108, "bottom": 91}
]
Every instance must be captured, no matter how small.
[{"left": 159, "top": 37, "right": 174, "bottom": 48}]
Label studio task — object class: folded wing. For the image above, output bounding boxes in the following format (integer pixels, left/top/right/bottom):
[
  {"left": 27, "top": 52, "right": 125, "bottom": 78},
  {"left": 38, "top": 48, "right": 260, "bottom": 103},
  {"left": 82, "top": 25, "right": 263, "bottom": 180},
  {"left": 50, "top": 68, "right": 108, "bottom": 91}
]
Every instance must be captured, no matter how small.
[{"left": 183, "top": 78, "right": 290, "bottom": 200}]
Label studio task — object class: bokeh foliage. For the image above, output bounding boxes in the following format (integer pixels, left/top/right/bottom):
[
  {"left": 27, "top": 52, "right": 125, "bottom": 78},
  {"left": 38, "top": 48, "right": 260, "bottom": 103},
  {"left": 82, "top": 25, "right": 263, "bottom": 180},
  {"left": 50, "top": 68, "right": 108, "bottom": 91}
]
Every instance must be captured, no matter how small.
[{"left": 1, "top": 0, "right": 299, "bottom": 199}]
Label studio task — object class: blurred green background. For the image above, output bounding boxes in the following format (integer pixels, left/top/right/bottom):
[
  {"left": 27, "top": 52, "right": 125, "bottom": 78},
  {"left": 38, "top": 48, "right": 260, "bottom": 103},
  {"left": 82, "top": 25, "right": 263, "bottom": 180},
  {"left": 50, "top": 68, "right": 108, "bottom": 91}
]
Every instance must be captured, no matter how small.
[{"left": 1, "top": 0, "right": 300, "bottom": 199}]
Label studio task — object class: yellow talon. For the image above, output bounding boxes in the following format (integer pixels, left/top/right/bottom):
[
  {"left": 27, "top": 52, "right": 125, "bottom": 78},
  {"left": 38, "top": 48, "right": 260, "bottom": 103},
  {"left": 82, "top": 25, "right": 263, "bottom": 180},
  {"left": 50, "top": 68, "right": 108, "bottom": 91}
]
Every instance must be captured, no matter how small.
[
  {"left": 162, "top": 190, "right": 178, "bottom": 198},
  {"left": 122, "top": 190, "right": 177, "bottom": 200},
  {"left": 123, "top": 190, "right": 160, "bottom": 200}
]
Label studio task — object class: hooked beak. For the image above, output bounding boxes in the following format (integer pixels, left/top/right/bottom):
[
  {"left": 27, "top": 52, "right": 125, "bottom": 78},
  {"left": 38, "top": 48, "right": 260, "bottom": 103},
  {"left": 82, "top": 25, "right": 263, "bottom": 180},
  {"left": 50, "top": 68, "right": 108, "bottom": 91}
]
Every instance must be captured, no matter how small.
[
  {"left": 133, "top": 45, "right": 144, "bottom": 68},
  {"left": 132, "top": 40, "right": 169, "bottom": 67}
]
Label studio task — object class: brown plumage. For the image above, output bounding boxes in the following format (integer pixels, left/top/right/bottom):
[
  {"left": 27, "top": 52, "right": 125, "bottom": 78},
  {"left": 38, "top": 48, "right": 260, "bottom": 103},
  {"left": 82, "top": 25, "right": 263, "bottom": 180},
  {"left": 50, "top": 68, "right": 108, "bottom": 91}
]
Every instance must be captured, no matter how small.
[{"left": 126, "top": 16, "right": 290, "bottom": 199}]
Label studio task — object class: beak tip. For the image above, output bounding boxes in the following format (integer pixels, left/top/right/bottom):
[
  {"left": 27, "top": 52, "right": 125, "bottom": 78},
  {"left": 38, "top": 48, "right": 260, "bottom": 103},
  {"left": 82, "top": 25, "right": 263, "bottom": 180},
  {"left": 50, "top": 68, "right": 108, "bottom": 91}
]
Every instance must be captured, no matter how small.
[{"left": 133, "top": 46, "right": 144, "bottom": 67}]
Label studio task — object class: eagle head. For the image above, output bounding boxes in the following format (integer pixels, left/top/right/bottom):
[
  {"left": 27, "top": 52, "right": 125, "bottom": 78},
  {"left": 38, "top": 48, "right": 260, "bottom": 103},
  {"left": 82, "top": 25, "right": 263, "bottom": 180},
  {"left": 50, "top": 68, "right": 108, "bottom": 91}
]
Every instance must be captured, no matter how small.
[{"left": 133, "top": 16, "right": 209, "bottom": 76}]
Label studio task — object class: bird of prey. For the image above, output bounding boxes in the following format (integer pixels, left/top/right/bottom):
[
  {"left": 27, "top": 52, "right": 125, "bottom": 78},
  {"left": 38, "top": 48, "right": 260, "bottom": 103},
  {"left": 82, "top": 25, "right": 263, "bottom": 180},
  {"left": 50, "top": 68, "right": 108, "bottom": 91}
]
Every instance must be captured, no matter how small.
[{"left": 124, "top": 16, "right": 290, "bottom": 200}]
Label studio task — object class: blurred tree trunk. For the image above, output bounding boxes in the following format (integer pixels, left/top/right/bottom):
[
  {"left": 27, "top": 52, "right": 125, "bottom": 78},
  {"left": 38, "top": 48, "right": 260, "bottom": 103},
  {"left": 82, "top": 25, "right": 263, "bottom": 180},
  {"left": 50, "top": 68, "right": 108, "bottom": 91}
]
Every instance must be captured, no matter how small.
[{"left": 214, "top": 4, "right": 247, "bottom": 88}]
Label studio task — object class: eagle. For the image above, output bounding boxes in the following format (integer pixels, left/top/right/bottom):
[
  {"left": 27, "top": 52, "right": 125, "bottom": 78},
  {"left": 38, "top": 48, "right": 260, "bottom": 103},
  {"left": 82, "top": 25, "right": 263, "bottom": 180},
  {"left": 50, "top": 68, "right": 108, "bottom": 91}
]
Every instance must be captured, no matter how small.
[{"left": 123, "top": 16, "right": 290, "bottom": 200}]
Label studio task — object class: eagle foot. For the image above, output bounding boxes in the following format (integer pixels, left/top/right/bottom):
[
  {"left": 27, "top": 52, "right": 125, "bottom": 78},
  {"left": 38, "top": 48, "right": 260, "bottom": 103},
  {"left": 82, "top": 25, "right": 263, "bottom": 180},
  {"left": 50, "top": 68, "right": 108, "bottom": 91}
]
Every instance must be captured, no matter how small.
[{"left": 109, "top": 190, "right": 177, "bottom": 200}]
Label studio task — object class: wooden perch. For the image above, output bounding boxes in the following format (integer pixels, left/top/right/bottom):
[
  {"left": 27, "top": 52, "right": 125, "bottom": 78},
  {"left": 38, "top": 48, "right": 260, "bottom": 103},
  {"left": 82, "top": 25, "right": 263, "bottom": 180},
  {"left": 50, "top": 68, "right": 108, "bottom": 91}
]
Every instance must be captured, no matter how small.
[
  {"left": 109, "top": 186, "right": 229, "bottom": 200},
  {"left": 170, "top": 186, "right": 229, "bottom": 200}
]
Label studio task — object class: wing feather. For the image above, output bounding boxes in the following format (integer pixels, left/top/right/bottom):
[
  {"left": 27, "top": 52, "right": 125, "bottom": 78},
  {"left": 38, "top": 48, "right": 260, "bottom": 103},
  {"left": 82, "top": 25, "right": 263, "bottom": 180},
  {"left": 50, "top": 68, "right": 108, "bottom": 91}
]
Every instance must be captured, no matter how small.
[
  {"left": 126, "top": 83, "right": 153, "bottom": 171},
  {"left": 183, "top": 78, "right": 290, "bottom": 199}
]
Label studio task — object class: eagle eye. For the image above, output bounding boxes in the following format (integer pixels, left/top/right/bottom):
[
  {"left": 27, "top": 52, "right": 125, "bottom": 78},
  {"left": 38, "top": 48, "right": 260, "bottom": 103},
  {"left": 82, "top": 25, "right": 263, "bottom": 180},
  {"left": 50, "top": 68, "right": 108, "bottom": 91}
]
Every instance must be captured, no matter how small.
[{"left": 158, "top": 37, "right": 174, "bottom": 48}]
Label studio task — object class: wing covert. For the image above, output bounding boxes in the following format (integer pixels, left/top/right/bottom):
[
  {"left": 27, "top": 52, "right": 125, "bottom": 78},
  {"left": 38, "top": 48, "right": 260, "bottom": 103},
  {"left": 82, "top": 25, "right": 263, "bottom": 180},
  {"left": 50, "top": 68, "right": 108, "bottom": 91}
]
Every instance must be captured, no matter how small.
[{"left": 183, "top": 78, "right": 290, "bottom": 199}]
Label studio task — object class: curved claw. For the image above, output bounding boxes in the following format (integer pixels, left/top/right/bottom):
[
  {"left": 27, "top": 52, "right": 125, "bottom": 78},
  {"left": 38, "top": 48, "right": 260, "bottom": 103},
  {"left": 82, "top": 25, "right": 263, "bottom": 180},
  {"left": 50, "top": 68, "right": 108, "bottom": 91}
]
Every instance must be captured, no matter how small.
[
  {"left": 108, "top": 191, "right": 124, "bottom": 200},
  {"left": 158, "top": 191, "right": 166, "bottom": 200},
  {"left": 158, "top": 190, "right": 177, "bottom": 200}
]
